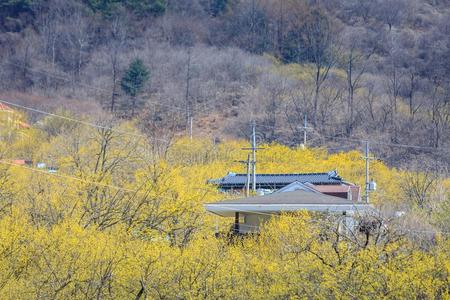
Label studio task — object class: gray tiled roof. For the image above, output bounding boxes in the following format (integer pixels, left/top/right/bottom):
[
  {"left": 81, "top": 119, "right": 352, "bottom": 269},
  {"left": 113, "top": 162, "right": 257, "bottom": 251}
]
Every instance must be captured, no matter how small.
[{"left": 208, "top": 170, "right": 342, "bottom": 187}]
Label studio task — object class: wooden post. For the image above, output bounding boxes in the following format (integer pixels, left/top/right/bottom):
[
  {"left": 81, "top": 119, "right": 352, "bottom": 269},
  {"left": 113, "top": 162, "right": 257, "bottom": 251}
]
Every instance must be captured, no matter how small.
[
  {"left": 364, "top": 141, "right": 370, "bottom": 203},
  {"left": 246, "top": 154, "right": 251, "bottom": 197},
  {"left": 251, "top": 121, "right": 256, "bottom": 192},
  {"left": 189, "top": 116, "right": 193, "bottom": 141}
]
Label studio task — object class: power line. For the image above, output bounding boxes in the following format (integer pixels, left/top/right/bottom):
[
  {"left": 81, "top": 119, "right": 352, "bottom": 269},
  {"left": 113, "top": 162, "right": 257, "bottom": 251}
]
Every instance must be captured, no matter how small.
[
  {"left": 3, "top": 161, "right": 449, "bottom": 236},
  {"left": 3, "top": 58, "right": 448, "bottom": 150},
  {"left": 6, "top": 59, "right": 248, "bottom": 122},
  {"left": 1, "top": 160, "right": 209, "bottom": 203},
  {"left": 3, "top": 61, "right": 204, "bottom": 115},
  {"left": 321, "top": 134, "right": 444, "bottom": 152},
  {"left": 1, "top": 160, "right": 136, "bottom": 192},
  {"left": 0, "top": 99, "right": 171, "bottom": 144},
  {"left": 4, "top": 61, "right": 107, "bottom": 94},
  {"left": 2, "top": 161, "right": 251, "bottom": 232},
  {"left": 1, "top": 161, "right": 349, "bottom": 221},
  {"left": 241, "top": 121, "right": 265, "bottom": 192},
  {"left": 236, "top": 120, "right": 447, "bottom": 152}
]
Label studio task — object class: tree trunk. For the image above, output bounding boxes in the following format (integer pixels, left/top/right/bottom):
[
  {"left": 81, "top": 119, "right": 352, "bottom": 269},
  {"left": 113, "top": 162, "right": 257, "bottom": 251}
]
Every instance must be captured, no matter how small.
[
  {"left": 346, "top": 55, "right": 354, "bottom": 136},
  {"left": 313, "top": 63, "right": 320, "bottom": 126},
  {"left": 408, "top": 72, "right": 414, "bottom": 118},
  {"left": 132, "top": 96, "right": 136, "bottom": 117},
  {"left": 185, "top": 48, "right": 192, "bottom": 130},
  {"left": 110, "top": 56, "right": 117, "bottom": 112}
]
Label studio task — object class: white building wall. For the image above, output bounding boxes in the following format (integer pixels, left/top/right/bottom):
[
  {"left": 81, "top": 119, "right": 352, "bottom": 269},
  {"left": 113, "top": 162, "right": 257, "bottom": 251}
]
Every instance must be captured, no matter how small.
[
  {"left": 240, "top": 213, "right": 271, "bottom": 233},
  {"left": 238, "top": 212, "right": 359, "bottom": 234}
]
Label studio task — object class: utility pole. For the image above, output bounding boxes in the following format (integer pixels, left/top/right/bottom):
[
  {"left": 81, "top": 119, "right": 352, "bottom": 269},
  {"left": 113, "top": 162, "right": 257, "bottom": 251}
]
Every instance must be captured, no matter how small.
[
  {"left": 242, "top": 121, "right": 264, "bottom": 192},
  {"left": 363, "top": 140, "right": 374, "bottom": 203},
  {"left": 242, "top": 121, "right": 264, "bottom": 193},
  {"left": 246, "top": 154, "right": 251, "bottom": 197},
  {"left": 299, "top": 114, "right": 311, "bottom": 147},
  {"left": 252, "top": 121, "right": 256, "bottom": 192},
  {"left": 303, "top": 114, "right": 308, "bottom": 146},
  {"left": 235, "top": 154, "right": 251, "bottom": 197}
]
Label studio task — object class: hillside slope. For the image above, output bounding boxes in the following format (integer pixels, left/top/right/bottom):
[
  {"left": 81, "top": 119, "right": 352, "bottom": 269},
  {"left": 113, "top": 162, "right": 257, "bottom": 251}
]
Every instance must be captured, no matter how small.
[{"left": 0, "top": 0, "right": 449, "bottom": 168}]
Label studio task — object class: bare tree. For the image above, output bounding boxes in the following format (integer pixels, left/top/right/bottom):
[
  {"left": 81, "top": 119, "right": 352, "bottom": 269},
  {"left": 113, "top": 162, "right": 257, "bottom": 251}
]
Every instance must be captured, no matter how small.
[
  {"left": 341, "top": 28, "right": 374, "bottom": 135},
  {"left": 384, "top": 43, "right": 403, "bottom": 142},
  {"left": 37, "top": 1, "right": 63, "bottom": 68},
  {"left": 374, "top": 0, "right": 407, "bottom": 31},
  {"left": 402, "top": 167, "right": 438, "bottom": 210},
  {"left": 260, "top": 75, "right": 288, "bottom": 142},
  {"left": 302, "top": 10, "right": 339, "bottom": 126},
  {"left": 107, "top": 14, "right": 127, "bottom": 112},
  {"left": 429, "top": 78, "right": 449, "bottom": 148},
  {"left": 66, "top": 8, "right": 92, "bottom": 79},
  {"left": 185, "top": 47, "right": 193, "bottom": 132}
]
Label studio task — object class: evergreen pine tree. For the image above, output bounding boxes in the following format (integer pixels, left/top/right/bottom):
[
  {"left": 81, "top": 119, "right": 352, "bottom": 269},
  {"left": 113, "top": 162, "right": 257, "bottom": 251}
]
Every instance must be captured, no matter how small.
[{"left": 121, "top": 58, "right": 150, "bottom": 117}]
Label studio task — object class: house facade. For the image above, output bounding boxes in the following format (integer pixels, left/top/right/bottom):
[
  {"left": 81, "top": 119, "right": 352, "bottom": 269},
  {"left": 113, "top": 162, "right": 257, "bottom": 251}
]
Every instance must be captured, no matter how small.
[
  {"left": 206, "top": 171, "right": 370, "bottom": 234},
  {"left": 209, "top": 170, "right": 361, "bottom": 201},
  {"left": 205, "top": 189, "right": 373, "bottom": 234}
]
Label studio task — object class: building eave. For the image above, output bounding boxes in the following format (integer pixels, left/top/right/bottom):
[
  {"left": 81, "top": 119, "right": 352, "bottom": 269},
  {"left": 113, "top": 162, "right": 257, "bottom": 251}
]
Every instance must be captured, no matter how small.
[{"left": 204, "top": 203, "right": 375, "bottom": 217}]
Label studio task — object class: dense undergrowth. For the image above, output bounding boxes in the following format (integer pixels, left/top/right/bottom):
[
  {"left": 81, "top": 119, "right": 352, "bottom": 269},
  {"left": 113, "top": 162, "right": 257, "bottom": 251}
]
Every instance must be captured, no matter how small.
[{"left": 0, "top": 114, "right": 448, "bottom": 298}]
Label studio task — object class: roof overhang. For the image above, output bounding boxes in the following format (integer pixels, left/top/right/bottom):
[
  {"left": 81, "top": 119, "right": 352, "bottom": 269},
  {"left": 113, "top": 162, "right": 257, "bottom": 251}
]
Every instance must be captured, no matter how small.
[{"left": 204, "top": 203, "right": 374, "bottom": 217}]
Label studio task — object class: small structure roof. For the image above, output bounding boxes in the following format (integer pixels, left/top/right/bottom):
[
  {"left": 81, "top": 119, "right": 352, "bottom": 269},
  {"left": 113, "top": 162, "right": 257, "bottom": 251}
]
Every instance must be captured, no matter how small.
[
  {"left": 0, "top": 103, "right": 31, "bottom": 128},
  {"left": 273, "top": 181, "right": 320, "bottom": 194},
  {"left": 0, "top": 103, "right": 13, "bottom": 112},
  {"left": 18, "top": 121, "right": 31, "bottom": 129},
  {"left": 205, "top": 190, "right": 372, "bottom": 217},
  {"left": 13, "top": 159, "right": 27, "bottom": 165},
  {"left": 312, "top": 184, "right": 351, "bottom": 193},
  {"left": 214, "top": 190, "right": 352, "bottom": 205}
]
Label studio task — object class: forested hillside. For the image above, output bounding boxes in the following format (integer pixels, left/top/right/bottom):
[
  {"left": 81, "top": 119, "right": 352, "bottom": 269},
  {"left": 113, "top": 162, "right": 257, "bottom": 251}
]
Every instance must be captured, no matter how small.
[
  {"left": 0, "top": 1, "right": 450, "bottom": 297},
  {"left": 0, "top": 0, "right": 449, "bottom": 168}
]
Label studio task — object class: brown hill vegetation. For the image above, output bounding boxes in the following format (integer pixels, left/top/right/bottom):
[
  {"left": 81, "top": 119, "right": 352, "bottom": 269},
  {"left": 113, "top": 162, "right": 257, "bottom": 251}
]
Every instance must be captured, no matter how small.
[{"left": 0, "top": 0, "right": 449, "bottom": 168}]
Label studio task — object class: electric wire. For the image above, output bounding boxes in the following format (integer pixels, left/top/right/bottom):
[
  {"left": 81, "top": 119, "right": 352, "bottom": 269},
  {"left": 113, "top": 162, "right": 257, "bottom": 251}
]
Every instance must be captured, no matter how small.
[
  {"left": 3, "top": 160, "right": 449, "bottom": 236},
  {"left": 0, "top": 99, "right": 171, "bottom": 144},
  {"left": 1, "top": 64, "right": 448, "bottom": 235},
  {"left": 0, "top": 160, "right": 137, "bottom": 193},
  {"left": 236, "top": 120, "right": 447, "bottom": 152},
  {"left": 5, "top": 61, "right": 447, "bottom": 153},
  {"left": 2, "top": 61, "right": 203, "bottom": 115}
]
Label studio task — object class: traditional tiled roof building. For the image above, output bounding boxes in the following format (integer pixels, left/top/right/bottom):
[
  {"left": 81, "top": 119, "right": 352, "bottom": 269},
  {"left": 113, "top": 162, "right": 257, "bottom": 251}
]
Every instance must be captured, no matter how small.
[{"left": 208, "top": 170, "right": 343, "bottom": 190}]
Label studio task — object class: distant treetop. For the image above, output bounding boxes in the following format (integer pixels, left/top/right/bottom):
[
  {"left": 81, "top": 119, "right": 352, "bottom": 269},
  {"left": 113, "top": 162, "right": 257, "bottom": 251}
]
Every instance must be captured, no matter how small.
[
  {"left": 85, "top": 0, "right": 166, "bottom": 17},
  {"left": 121, "top": 58, "right": 150, "bottom": 98}
]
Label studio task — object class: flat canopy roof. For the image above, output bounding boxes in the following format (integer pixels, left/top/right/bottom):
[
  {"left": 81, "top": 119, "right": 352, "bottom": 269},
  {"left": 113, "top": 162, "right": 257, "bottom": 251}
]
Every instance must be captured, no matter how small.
[{"left": 205, "top": 190, "right": 373, "bottom": 217}]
